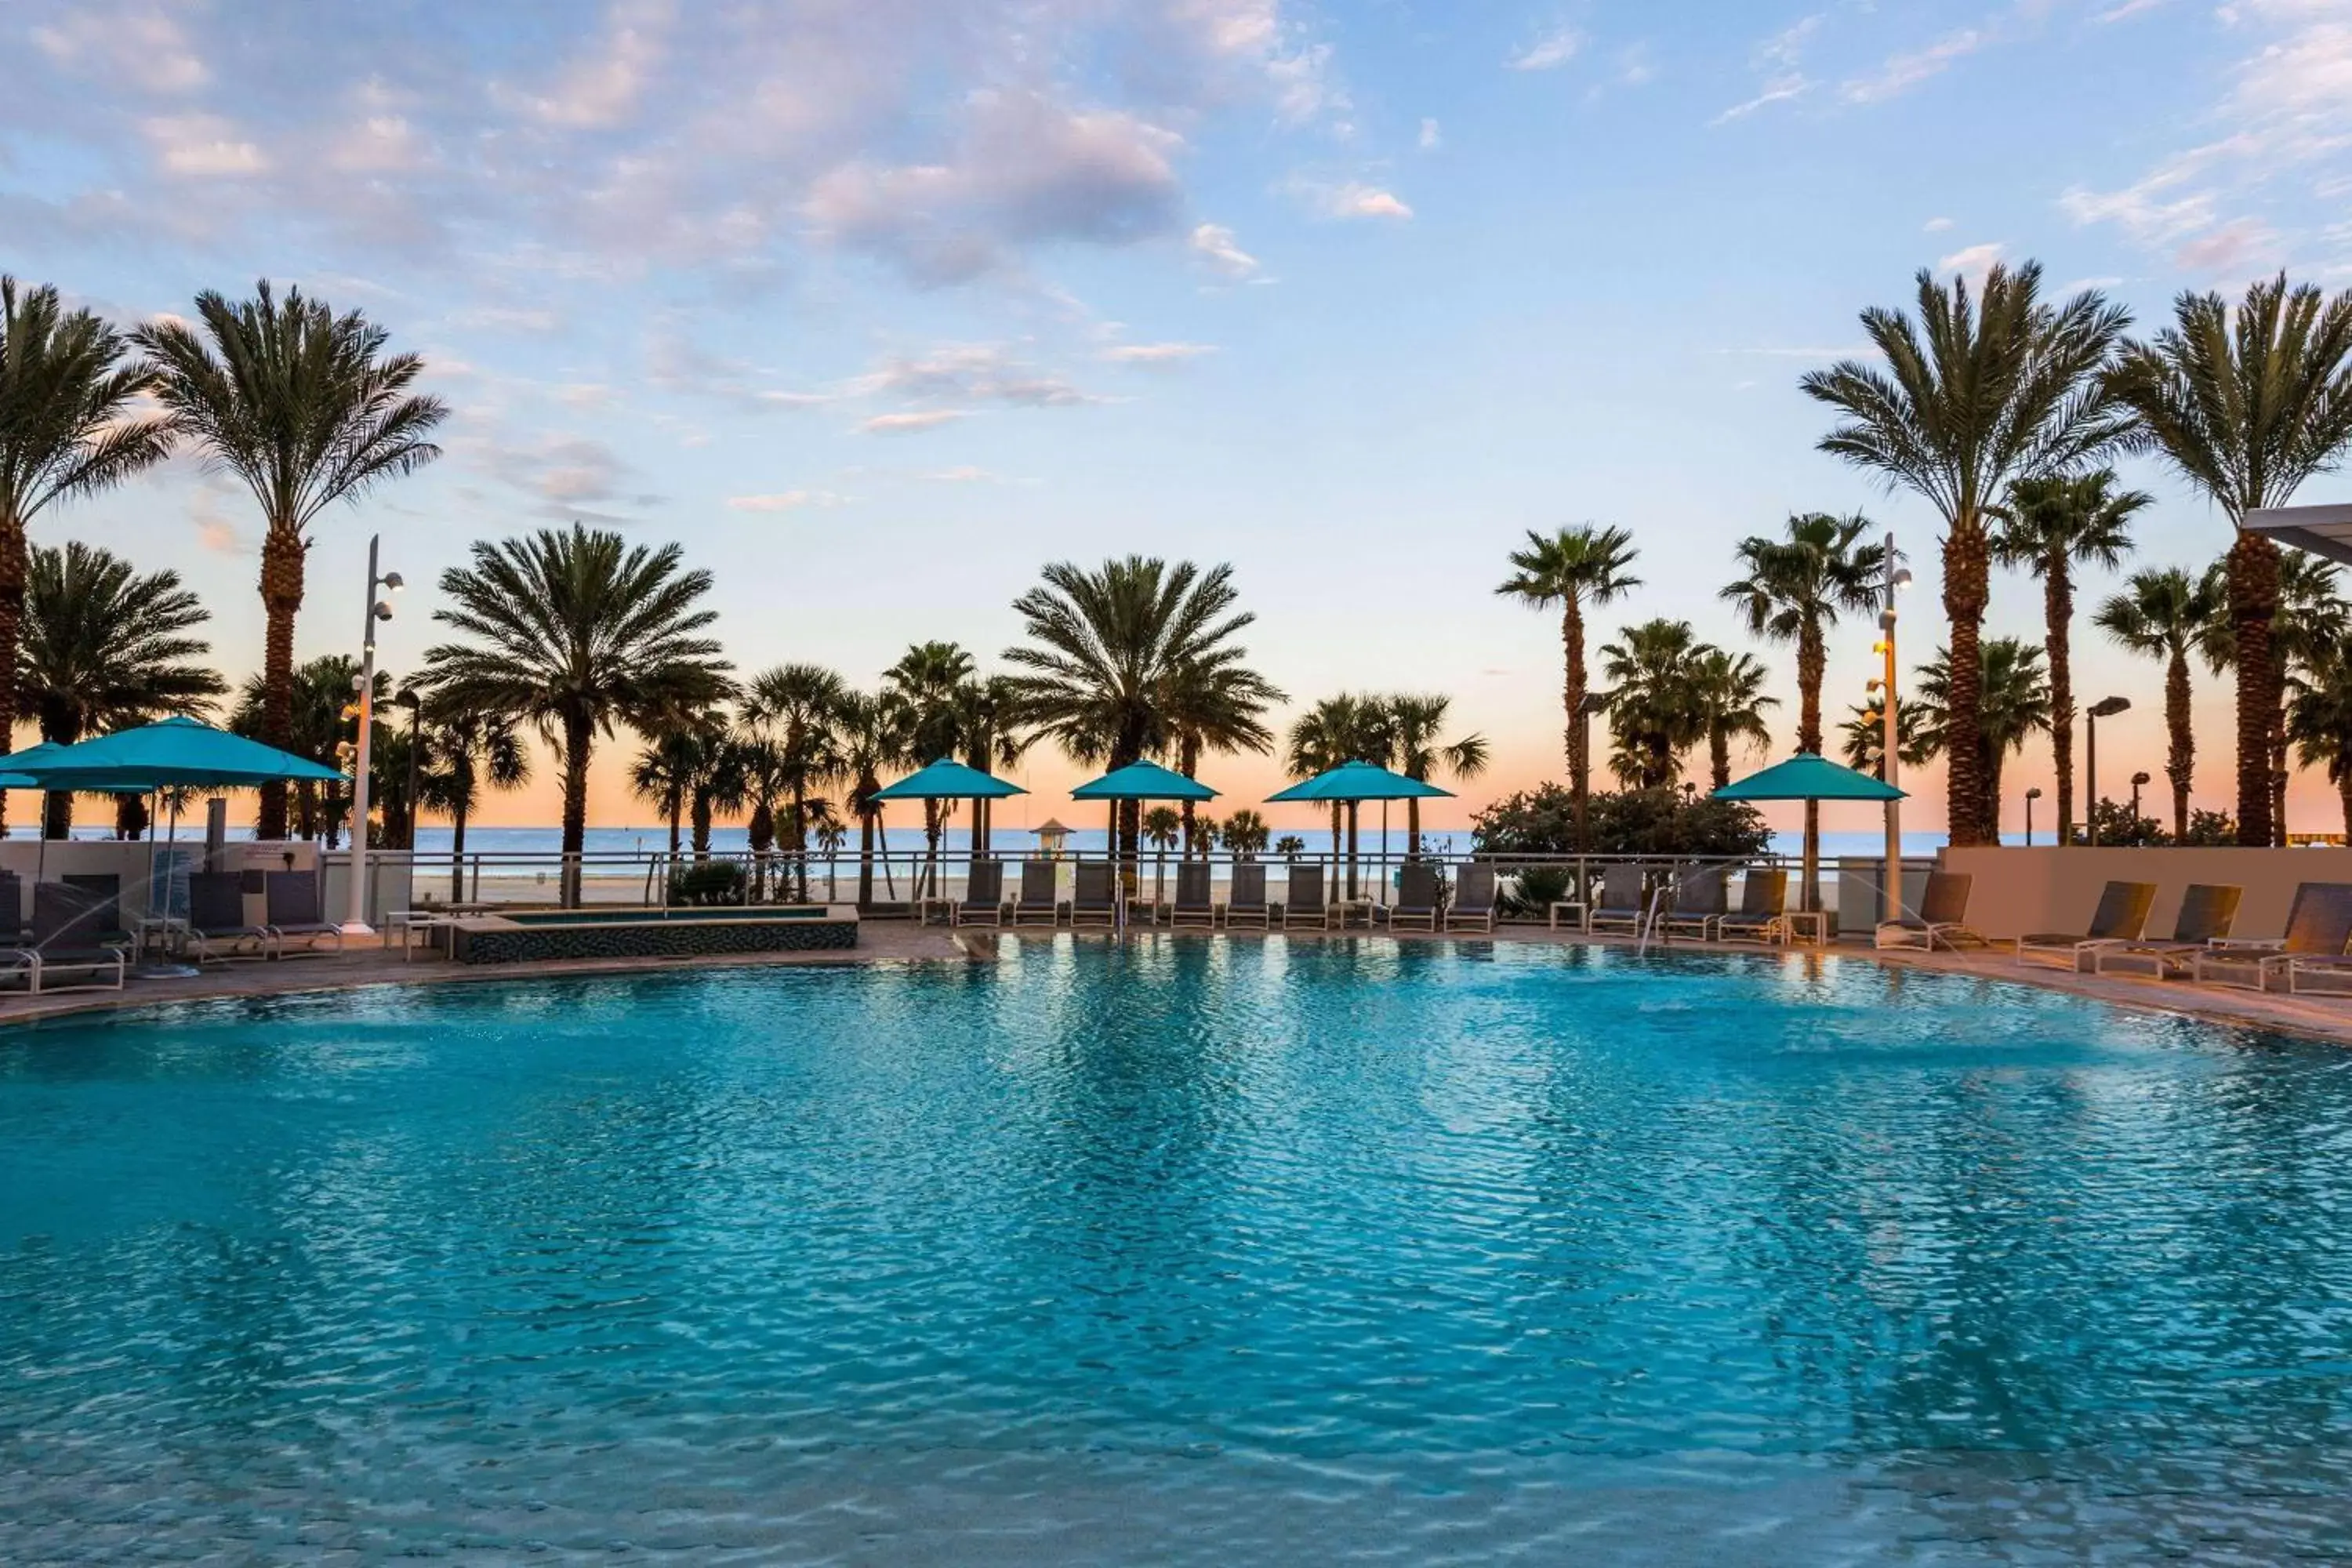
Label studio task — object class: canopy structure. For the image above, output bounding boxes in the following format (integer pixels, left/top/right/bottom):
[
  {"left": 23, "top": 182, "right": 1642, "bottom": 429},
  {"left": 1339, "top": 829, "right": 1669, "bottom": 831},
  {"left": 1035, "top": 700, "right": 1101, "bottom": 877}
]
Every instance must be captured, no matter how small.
[
  {"left": 869, "top": 757, "right": 1026, "bottom": 802},
  {"left": 2247, "top": 503, "right": 2352, "bottom": 568},
  {"left": 1266, "top": 760, "right": 1452, "bottom": 804},
  {"left": 1070, "top": 760, "right": 1218, "bottom": 802},
  {"left": 1712, "top": 753, "right": 1904, "bottom": 804},
  {"left": 2, "top": 717, "right": 344, "bottom": 792}
]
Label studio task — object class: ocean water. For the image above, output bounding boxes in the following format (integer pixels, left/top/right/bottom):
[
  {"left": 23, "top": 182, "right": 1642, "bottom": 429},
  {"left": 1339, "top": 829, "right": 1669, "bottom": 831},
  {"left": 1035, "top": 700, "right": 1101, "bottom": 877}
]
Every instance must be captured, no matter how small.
[{"left": 5, "top": 942, "right": 2350, "bottom": 1562}]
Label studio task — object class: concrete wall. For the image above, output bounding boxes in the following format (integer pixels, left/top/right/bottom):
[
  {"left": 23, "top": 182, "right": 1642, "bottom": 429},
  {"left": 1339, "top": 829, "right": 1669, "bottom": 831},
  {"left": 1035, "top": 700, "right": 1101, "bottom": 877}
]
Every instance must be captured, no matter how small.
[
  {"left": 1936, "top": 846, "right": 2352, "bottom": 942},
  {"left": 0, "top": 837, "right": 323, "bottom": 927}
]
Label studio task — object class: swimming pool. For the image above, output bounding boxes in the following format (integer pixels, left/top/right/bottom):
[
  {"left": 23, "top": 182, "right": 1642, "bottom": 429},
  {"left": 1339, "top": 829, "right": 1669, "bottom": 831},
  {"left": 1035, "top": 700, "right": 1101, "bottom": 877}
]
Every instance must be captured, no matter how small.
[{"left": 5, "top": 939, "right": 2351, "bottom": 1562}]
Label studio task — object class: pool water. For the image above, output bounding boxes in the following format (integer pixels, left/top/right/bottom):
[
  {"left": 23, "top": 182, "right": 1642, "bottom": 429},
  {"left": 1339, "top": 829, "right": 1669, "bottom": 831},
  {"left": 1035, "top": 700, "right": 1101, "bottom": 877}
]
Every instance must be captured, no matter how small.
[{"left": 5, "top": 939, "right": 2352, "bottom": 1563}]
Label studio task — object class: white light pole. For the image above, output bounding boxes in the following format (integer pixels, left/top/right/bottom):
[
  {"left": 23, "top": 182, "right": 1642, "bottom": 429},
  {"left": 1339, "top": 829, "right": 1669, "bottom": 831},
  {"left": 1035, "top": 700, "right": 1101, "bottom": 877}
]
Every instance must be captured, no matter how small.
[
  {"left": 1875, "top": 534, "right": 1913, "bottom": 924},
  {"left": 341, "top": 534, "right": 402, "bottom": 935}
]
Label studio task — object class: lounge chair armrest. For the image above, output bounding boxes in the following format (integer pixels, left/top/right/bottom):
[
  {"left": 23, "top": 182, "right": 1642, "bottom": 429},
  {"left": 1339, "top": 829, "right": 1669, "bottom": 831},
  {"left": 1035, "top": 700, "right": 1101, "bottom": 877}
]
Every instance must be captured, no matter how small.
[{"left": 2205, "top": 937, "right": 2285, "bottom": 951}]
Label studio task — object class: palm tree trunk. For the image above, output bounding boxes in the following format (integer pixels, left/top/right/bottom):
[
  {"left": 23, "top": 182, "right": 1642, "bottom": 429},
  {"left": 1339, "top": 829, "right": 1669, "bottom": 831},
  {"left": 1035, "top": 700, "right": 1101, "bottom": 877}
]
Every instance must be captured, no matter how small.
[
  {"left": 857, "top": 806, "right": 876, "bottom": 907},
  {"left": 1798, "top": 619, "right": 1825, "bottom": 912},
  {"left": 0, "top": 513, "right": 24, "bottom": 837},
  {"left": 2339, "top": 771, "right": 2352, "bottom": 840},
  {"left": 2229, "top": 532, "right": 2281, "bottom": 845},
  {"left": 451, "top": 794, "right": 470, "bottom": 901},
  {"left": 1710, "top": 728, "right": 1731, "bottom": 791},
  {"left": 561, "top": 711, "right": 592, "bottom": 909},
  {"left": 41, "top": 791, "right": 71, "bottom": 840},
  {"left": 1407, "top": 796, "right": 1422, "bottom": 857},
  {"left": 691, "top": 786, "right": 714, "bottom": 860},
  {"left": 2165, "top": 648, "right": 2194, "bottom": 839},
  {"left": 1180, "top": 737, "right": 1202, "bottom": 852},
  {"left": 1563, "top": 598, "right": 1588, "bottom": 843},
  {"left": 2044, "top": 564, "right": 2077, "bottom": 848},
  {"left": 790, "top": 781, "right": 811, "bottom": 902},
  {"left": 2270, "top": 658, "right": 2291, "bottom": 847},
  {"left": 666, "top": 802, "right": 681, "bottom": 861},
  {"left": 1944, "top": 527, "right": 1992, "bottom": 846},
  {"left": 256, "top": 521, "right": 306, "bottom": 843}
]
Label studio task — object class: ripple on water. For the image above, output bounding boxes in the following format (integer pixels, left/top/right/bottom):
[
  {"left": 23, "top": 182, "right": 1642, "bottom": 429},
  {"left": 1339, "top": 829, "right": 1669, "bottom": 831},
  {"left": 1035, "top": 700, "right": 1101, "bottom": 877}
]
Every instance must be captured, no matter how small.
[{"left": 5, "top": 939, "right": 2352, "bottom": 1562}]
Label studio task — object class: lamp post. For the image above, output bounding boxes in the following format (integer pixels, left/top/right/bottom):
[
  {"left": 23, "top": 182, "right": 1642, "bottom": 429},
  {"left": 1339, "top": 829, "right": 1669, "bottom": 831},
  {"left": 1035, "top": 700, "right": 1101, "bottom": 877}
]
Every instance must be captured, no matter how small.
[
  {"left": 2025, "top": 786, "right": 2042, "bottom": 847},
  {"left": 1875, "top": 535, "right": 1914, "bottom": 924},
  {"left": 2130, "top": 771, "right": 2151, "bottom": 832},
  {"left": 341, "top": 535, "right": 402, "bottom": 935},
  {"left": 2084, "top": 695, "right": 2130, "bottom": 848}
]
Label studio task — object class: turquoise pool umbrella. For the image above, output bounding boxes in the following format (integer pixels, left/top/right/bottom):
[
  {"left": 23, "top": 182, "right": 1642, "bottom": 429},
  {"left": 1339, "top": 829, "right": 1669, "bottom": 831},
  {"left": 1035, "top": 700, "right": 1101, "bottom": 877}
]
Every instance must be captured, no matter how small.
[
  {"left": 1069, "top": 761, "right": 1218, "bottom": 935},
  {"left": 1714, "top": 753, "right": 1906, "bottom": 917},
  {"left": 1269, "top": 760, "right": 1451, "bottom": 900},
  {"left": 1712, "top": 753, "right": 1904, "bottom": 804},
  {"left": 6, "top": 716, "right": 343, "bottom": 791},
  {"left": 1070, "top": 760, "right": 1218, "bottom": 803},
  {"left": 869, "top": 757, "right": 1026, "bottom": 896},
  {"left": 1265, "top": 759, "right": 1452, "bottom": 804},
  {"left": 869, "top": 757, "right": 1027, "bottom": 803}
]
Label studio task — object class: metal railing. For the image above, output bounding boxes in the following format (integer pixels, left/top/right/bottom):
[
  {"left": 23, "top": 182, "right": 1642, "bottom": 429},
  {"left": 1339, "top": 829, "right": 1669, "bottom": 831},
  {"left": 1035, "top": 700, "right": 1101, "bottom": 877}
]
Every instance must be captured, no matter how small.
[{"left": 357, "top": 844, "right": 1900, "bottom": 927}]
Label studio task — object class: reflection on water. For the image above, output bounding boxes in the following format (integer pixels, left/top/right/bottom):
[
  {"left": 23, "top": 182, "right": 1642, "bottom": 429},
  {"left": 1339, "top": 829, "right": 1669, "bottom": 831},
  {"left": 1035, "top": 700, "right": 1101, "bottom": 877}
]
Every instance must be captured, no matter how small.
[{"left": 5, "top": 941, "right": 2352, "bottom": 1562}]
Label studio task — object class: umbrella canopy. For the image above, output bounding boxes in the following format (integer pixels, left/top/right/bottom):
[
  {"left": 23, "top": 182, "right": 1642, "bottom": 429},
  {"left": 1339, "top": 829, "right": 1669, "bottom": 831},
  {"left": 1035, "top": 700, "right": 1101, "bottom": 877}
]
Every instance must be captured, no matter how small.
[
  {"left": 1071, "top": 760, "right": 1217, "bottom": 802},
  {"left": 869, "top": 757, "right": 1027, "bottom": 802},
  {"left": 1, "top": 716, "right": 345, "bottom": 791},
  {"left": 1712, "top": 753, "right": 1904, "bottom": 803},
  {"left": 1267, "top": 759, "right": 1453, "bottom": 804}
]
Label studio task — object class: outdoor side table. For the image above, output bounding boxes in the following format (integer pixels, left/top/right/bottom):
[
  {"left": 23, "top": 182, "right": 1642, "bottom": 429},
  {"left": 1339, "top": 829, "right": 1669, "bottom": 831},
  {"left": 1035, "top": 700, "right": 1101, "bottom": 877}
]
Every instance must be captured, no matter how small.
[
  {"left": 1548, "top": 900, "right": 1587, "bottom": 931},
  {"left": 1780, "top": 910, "right": 1831, "bottom": 946}
]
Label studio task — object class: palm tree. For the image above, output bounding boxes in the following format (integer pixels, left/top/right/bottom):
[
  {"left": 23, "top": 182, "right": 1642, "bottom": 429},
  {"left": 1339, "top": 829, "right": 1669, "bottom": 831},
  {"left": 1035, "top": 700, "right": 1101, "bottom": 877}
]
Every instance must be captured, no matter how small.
[
  {"left": 1911, "top": 639, "right": 2053, "bottom": 832},
  {"left": 136, "top": 281, "right": 446, "bottom": 842},
  {"left": 0, "top": 279, "right": 172, "bottom": 830},
  {"left": 2095, "top": 567, "right": 2223, "bottom": 837},
  {"left": 1375, "top": 693, "right": 1490, "bottom": 855},
  {"left": 630, "top": 720, "right": 706, "bottom": 861},
  {"left": 1004, "top": 557, "right": 1264, "bottom": 869},
  {"left": 422, "top": 524, "right": 731, "bottom": 906},
  {"left": 1496, "top": 524, "right": 1640, "bottom": 838},
  {"left": 2194, "top": 552, "right": 2349, "bottom": 842},
  {"left": 1803, "top": 262, "right": 2131, "bottom": 844},
  {"left": 416, "top": 701, "right": 528, "bottom": 900},
  {"left": 1721, "top": 511, "right": 1886, "bottom": 877},
  {"left": 2107, "top": 274, "right": 2352, "bottom": 844},
  {"left": 1599, "top": 619, "right": 1708, "bottom": 789},
  {"left": 2288, "top": 637, "right": 2352, "bottom": 837},
  {"left": 953, "top": 673, "right": 1028, "bottom": 862},
  {"left": 1285, "top": 694, "right": 1381, "bottom": 888},
  {"left": 832, "top": 688, "right": 913, "bottom": 906},
  {"left": 18, "top": 542, "right": 223, "bottom": 838},
  {"left": 1159, "top": 656, "right": 1282, "bottom": 853},
  {"left": 744, "top": 662, "right": 848, "bottom": 901},
  {"left": 887, "top": 641, "right": 976, "bottom": 895},
  {"left": 231, "top": 656, "right": 379, "bottom": 844},
  {"left": 1991, "top": 470, "right": 2149, "bottom": 846},
  {"left": 1222, "top": 808, "right": 1271, "bottom": 858},
  {"left": 1840, "top": 700, "right": 1933, "bottom": 780},
  {"left": 1686, "top": 649, "right": 1777, "bottom": 791},
  {"left": 1141, "top": 804, "right": 1181, "bottom": 906}
]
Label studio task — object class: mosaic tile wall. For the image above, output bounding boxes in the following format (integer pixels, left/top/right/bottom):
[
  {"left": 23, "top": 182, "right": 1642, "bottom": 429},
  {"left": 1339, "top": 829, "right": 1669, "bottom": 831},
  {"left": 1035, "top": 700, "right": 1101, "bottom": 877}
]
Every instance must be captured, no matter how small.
[{"left": 452, "top": 916, "right": 858, "bottom": 964}]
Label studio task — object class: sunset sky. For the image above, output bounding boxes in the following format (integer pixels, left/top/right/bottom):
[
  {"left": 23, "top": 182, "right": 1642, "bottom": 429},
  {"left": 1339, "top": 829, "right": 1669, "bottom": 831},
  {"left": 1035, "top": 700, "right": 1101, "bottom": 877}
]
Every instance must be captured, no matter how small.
[{"left": 8, "top": 0, "right": 2352, "bottom": 836}]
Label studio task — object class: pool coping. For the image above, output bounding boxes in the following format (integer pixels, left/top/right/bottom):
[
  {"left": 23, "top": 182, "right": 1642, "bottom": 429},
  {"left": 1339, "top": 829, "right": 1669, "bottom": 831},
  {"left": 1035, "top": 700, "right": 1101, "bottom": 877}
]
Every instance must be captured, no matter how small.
[{"left": 3, "top": 920, "right": 2352, "bottom": 1047}]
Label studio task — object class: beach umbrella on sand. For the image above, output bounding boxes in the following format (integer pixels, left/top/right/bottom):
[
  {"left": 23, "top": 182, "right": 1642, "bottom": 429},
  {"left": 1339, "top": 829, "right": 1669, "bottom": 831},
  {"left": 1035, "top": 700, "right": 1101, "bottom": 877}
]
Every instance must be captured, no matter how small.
[
  {"left": 1712, "top": 753, "right": 1904, "bottom": 916},
  {"left": 870, "top": 757, "right": 1027, "bottom": 896},
  {"left": 1268, "top": 760, "right": 1452, "bottom": 901},
  {"left": 1071, "top": 760, "right": 1218, "bottom": 935}
]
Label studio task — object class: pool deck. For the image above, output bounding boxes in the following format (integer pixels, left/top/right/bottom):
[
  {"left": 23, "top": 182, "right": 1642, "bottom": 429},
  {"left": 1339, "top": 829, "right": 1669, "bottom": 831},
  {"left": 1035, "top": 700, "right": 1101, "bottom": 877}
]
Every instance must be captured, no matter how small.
[{"left": 5, "top": 916, "right": 2352, "bottom": 1047}]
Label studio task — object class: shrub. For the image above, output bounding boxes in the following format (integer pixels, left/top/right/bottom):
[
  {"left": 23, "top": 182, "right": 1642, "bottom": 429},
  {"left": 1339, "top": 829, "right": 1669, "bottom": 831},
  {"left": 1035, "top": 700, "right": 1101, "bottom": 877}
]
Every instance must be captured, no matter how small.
[
  {"left": 669, "top": 860, "right": 747, "bottom": 906},
  {"left": 1501, "top": 864, "right": 1573, "bottom": 917},
  {"left": 1472, "top": 784, "right": 1771, "bottom": 858}
]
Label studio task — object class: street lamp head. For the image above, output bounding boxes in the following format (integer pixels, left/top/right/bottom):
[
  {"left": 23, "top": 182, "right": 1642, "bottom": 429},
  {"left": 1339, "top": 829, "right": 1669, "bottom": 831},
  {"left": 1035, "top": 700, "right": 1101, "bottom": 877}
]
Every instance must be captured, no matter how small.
[
  {"left": 1893, "top": 568, "right": 1914, "bottom": 592},
  {"left": 2027, "top": 787, "right": 2043, "bottom": 800},
  {"left": 381, "top": 571, "right": 405, "bottom": 593},
  {"left": 372, "top": 600, "right": 394, "bottom": 622},
  {"left": 393, "top": 688, "right": 422, "bottom": 713},
  {"left": 2089, "top": 695, "right": 2131, "bottom": 718},
  {"left": 2132, "top": 771, "right": 2151, "bottom": 786}
]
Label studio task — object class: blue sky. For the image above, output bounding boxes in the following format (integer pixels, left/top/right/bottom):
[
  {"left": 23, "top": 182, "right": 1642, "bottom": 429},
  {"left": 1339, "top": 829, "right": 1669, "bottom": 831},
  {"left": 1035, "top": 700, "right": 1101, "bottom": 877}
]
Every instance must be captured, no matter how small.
[{"left": 6, "top": 0, "right": 2352, "bottom": 832}]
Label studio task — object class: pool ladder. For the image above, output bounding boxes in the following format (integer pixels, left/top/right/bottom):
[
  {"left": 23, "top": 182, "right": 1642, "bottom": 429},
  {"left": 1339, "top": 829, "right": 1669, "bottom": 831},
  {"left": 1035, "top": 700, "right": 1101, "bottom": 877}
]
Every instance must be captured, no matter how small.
[{"left": 1635, "top": 886, "right": 1669, "bottom": 957}]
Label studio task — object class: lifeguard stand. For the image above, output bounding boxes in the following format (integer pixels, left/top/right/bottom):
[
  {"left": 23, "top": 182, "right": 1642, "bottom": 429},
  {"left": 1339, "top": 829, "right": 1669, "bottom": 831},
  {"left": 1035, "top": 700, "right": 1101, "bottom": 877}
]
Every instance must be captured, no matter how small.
[{"left": 1033, "top": 818, "right": 1073, "bottom": 858}]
